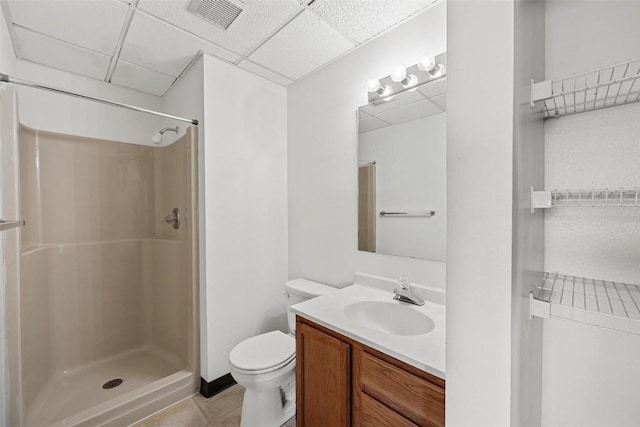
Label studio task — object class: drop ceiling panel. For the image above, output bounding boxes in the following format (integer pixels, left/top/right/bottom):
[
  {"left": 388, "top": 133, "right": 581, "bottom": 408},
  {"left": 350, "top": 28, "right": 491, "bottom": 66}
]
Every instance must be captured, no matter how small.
[
  {"left": 375, "top": 99, "right": 442, "bottom": 125},
  {"left": 359, "top": 115, "right": 389, "bottom": 133},
  {"left": 111, "top": 60, "right": 176, "bottom": 96},
  {"left": 120, "top": 11, "right": 239, "bottom": 77},
  {"left": 137, "top": 0, "right": 301, "bottom": 56},
  {"left": 7, "top": 0, "right": 128, "bottom": 55},
  {"left": 431, "top": 94, "right": 446, "bottom": 111},
  {"left": 358, "top": 109, "right": 370, "bottom": 119},
  {"left": 248, "top": 10, "right": 354, "bottom": 80},
  {"left": 359, "top": 90, "right": 425, "bottom": 116},
  {"left": 310, "top": 0, "right": 437, "bottom": 43},
  {"left": 237, "top": 60, "right": 292, "bottom": 86},
  {"left": 418, "top": 78, "right": 447, "bottom": 98},
  {"left": 15, "top": 27, "right": 110, "bottom": 81}
]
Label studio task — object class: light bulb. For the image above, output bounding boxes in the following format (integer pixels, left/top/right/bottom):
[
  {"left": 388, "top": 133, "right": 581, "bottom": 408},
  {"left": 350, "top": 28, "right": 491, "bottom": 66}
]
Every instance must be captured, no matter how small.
[
  {"left": 390, "top": 65, "right": 407, "bottom": 83},
  {"left": 418, "top": 55, "right": 436, "bottom": 73},
  {"left": 366, "top": 78, "right": 382, "bottom": 93}
]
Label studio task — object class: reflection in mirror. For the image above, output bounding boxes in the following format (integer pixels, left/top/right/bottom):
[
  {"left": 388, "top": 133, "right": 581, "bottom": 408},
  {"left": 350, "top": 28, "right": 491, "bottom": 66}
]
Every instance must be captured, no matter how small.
[{"left": 357, "top": 76, "right": 446, "bottom": 261}]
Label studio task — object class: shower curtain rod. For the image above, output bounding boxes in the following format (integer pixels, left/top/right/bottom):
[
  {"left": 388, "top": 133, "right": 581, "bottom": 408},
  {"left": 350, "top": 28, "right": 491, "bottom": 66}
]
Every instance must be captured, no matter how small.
[{"left": 0, "top": 73, "right": 198, "bottom": 126}]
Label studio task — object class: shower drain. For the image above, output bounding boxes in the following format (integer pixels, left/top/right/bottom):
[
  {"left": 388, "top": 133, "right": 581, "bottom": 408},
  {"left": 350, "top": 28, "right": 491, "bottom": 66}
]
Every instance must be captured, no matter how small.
[{"left": 102, "top": 378, "right": 123, "bottom": 389}]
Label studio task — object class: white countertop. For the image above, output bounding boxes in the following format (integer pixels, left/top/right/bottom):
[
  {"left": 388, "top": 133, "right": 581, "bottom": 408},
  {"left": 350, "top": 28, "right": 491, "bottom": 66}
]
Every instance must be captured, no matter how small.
[{"left": 290, "top": 282, "right": 446, "bottom": 379}]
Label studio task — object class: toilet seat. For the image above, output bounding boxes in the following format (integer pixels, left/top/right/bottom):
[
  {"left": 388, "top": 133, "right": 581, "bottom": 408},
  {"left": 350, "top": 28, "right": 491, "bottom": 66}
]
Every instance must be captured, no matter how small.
[{"left": 230, "top": 331, "right": 295, "bottom": 375}]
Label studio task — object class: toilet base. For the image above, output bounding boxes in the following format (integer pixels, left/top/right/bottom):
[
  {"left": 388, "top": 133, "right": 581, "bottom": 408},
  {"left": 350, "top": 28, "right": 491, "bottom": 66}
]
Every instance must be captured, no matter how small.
[{"left": 240, "top": 387, "right": 295, "bottom": 427}]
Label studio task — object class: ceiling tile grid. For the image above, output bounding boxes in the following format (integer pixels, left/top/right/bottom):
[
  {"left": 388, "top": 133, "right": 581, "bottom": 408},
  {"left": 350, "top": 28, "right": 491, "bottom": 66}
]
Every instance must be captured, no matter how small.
[
  {"left": 375, "top": 98, "right": 442, "bottom": 124},
  {"left": 15, "top": 26, "right": 111, "bottom": 81},
  {"left": 119, "top": 10, "right": 240, "bottom": 77},
  {"left": 248, "top": 10, "right": 354, "bottom": 80},
  {"left": 136, "top": 0, "right": 302, "bottom": 56},
  {"left": 7, "top": 0, "right": 128, "bottom": 55},
  {"left": 359, "top": 115, "right": 390, "bottom": 133},
  {"left": 3, "top": 0, "right": 442, "bottom": 96},
  {"left": 237, "top": 59, "right": 293, "bottom": 86},
  {"left": 418, "top": 78, "right": 447, "bottom": 98},
  {"left": 110, "top": 59, "right": 176, "bottom": 96},
  {"left": 430, "top": 93, "right": 446, "bottom": 111}
]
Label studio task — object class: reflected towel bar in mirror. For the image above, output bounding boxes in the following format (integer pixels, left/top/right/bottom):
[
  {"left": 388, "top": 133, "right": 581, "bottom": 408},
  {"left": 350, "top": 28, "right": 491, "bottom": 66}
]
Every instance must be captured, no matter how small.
[{"left": 379, "top": 211, "right": 436, "bottom": 217}]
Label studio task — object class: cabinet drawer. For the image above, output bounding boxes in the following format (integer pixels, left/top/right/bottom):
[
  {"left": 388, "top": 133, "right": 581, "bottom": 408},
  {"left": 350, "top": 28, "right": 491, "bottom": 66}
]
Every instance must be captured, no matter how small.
[
  {"left": 360, "top": 352, "right": 445, "bottom": 427},
  {"left": 360, "top": 393, "right": 417, "bottom": 427}
]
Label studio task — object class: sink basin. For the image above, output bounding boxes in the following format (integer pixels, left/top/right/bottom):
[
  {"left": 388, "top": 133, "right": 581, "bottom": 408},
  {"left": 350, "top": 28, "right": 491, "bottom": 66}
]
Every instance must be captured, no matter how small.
[{"left": 343, "top": 300, "right": 435, "bottom": 336}]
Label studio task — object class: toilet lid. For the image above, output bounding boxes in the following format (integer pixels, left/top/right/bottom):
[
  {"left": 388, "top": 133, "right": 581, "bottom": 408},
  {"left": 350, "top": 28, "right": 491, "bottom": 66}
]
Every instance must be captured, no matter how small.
[{"left": 229, "top": 331, "right": 295, "bottom": 372}]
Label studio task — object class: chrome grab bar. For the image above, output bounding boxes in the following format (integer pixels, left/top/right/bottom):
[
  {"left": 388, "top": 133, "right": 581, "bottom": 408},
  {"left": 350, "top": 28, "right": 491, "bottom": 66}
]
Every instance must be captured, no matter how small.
[
  {"left": 0, "top": 219, "right": 25, "bottom": 232},
  {"left": 379, "top": 210, "right": 435, "bottom": 217}
]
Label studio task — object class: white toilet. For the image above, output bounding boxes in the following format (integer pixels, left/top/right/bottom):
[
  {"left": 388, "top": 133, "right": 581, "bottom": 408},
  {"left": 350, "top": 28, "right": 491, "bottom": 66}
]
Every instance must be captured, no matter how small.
[{"left": 229, "top": 278, "right": 336, "bottom": 427}]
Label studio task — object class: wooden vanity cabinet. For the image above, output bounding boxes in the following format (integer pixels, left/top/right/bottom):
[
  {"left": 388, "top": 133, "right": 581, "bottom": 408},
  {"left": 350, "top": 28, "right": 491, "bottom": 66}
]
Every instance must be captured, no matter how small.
[{"left": 296, "top": 317, "right": 445, "bottom": 427}]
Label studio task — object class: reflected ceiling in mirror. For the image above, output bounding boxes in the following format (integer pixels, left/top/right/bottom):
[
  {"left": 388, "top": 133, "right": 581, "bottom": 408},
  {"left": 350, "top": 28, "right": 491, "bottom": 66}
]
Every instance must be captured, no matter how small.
[{"left": 357, "top": 76, "right": 447, "bottom": 261}]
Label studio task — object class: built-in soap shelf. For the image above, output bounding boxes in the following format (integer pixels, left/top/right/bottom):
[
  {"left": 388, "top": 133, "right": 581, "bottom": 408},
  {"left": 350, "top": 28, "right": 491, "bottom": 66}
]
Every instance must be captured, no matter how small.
[
  {"left": 531, "top": 186, "right": 640, "bottom": 212},
  {"left": 531, "top": 57, "right": 640, "bottom": 118},
  {"left": 530, "top": 272, "right": 640, "bottom": 335}
]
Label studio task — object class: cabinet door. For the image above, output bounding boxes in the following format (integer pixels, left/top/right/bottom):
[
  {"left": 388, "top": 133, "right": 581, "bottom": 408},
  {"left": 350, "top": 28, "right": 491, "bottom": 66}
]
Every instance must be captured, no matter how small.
[{"left": 297, "top": 321, "right": 351, "bottom": 427}]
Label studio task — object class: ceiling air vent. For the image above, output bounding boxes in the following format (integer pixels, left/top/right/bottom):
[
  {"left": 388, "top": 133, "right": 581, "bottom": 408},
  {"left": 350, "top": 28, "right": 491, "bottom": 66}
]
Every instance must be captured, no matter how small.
[{"left": 187, "top": 0, "right": 243, "bottom": 30}]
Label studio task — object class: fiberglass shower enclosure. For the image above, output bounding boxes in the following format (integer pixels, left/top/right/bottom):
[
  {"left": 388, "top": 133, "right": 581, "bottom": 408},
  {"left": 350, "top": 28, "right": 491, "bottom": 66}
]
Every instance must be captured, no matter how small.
[{"left": 0, "top": 86, "right": 199, "bottom": 426}]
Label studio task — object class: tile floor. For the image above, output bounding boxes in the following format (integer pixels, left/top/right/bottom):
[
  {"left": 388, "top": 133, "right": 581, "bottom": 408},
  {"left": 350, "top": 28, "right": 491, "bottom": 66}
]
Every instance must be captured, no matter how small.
[{"left": 131, "top": 385, "right": 296, "bottom": 427}]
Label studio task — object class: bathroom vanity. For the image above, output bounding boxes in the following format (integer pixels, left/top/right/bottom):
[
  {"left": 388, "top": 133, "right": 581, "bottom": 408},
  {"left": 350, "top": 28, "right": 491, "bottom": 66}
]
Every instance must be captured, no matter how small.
[
  {"left": 296, "top": 318, "right": 444, "bottom": 426},
  {"left": 291, "top": 274, "right": 446, "bottom": 427}
]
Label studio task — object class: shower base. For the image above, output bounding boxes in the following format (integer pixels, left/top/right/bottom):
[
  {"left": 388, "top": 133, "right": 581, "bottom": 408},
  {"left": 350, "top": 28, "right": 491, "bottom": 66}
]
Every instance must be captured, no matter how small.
[{"left": 25, "top": 345, "right": 197, "bottom": 427}]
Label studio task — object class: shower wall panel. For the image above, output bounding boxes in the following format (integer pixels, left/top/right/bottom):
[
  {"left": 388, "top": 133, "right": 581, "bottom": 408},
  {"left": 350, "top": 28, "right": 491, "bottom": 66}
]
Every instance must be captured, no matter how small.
[
  {"left": 19, "top": 248, "right": 50, "bottom": 413},
  {"left": 18, "top": 126, "right": 196, "bottom": 416},
  {"left": 143, "top": 240, "right": 191, "bottom": 366},
  {"left": 25, "top": 128, "right": 156, "bottom": 245}
]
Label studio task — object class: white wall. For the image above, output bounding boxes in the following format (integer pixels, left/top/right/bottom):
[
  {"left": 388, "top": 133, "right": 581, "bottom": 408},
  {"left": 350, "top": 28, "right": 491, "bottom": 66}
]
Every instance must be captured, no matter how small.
[
  {"left": 511, "top": 1, "right": 545, "bottom": 426},
  {"left": 287, "top": 2, "right": 447, "bottom": 289},
  {"left": 201, "top": 54, "right": 288, "bottom": 382},
  {"left": 541, "top": 2, "right": 640, "bottom": 426},
  {"left": 446, "top": 1, "right": 515, "bottom": 425},
  {"left": 160, "top": 57, "right": 206, "bottom": 380},
  {"left": 358, "top": 113, "right": 446, "bottom": 261},
  {"left": 0, "top": 5, "right": 162, "bottom": 146}
]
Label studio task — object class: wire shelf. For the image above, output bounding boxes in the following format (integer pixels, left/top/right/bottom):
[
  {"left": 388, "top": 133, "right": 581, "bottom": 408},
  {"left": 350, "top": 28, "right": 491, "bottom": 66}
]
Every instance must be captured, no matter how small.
[
  {"left": 531, "top": 58, "right": 640, "bottom": 118},
  {"left": 531, "top": 187, "right": 640, "bottom": 211},
  {"left": 531, "top": 272, "right": 640, "bottom": 335}
]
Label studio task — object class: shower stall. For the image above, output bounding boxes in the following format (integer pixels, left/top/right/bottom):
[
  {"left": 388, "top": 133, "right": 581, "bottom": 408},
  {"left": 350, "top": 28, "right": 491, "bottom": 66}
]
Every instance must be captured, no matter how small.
[{"left": 0, "top": 86, "right": 199, "bottom": 426}]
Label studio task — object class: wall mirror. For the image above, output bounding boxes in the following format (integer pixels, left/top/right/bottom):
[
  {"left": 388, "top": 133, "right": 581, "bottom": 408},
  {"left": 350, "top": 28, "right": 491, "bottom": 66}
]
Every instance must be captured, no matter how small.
[{"left": 357, "top": 73, "right": 446, "bottom": 261}]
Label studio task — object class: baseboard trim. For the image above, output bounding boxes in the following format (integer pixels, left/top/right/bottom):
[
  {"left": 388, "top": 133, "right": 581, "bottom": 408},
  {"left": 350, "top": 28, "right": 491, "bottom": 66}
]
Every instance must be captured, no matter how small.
[{"left": 199, "top": 374, "right": 237, "bottom": 398}]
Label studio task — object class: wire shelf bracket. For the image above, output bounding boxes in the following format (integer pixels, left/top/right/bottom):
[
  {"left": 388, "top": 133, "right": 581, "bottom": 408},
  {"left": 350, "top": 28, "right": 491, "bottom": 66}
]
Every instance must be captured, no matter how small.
[
  {"left": 530, "top": 187, "right": 640, "bottom": 212},
  {"left": 529, "top": 272, "right": 640, "bottom": 336},
  {"left": 530, "top": 58, "right": 640, "bottom": 118}
]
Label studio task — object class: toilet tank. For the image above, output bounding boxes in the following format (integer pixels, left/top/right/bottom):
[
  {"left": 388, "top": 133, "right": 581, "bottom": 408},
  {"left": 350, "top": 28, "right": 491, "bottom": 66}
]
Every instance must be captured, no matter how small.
[{"left": 285, "top": 279, "right": 337, "bottom": 334}]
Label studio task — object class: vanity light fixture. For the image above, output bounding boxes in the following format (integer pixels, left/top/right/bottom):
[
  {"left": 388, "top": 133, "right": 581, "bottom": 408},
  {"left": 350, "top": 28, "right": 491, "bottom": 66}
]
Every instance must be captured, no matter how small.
[
  {"left": 366, "top": 78, "right": 394, "bottom": 101},
  {"left": 390, "top": 66, "right": 418, "bottom": 89},
  {"left": 366, "top": 78, "right": 385, "bottom": 94},
  {"left": 366, "top": 52, "right": 447, "bottom": 104},
  {"left": 418, "top": 54, "right": 446, "bottom": 78}
]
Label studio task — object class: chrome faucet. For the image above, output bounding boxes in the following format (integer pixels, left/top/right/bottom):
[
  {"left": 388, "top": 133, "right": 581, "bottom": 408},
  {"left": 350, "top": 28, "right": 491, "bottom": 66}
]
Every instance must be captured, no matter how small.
[{"left": 393, "top": 275, "right": 425, "bottom": 306}]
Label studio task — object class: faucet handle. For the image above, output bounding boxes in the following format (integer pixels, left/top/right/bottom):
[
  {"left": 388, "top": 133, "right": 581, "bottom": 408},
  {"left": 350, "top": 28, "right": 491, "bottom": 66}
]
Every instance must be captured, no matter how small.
[{"left": 398, "top": 275, "right": 411, "bottom": 290}]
